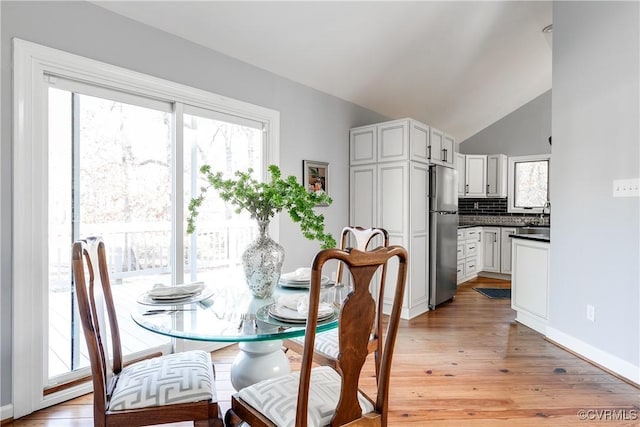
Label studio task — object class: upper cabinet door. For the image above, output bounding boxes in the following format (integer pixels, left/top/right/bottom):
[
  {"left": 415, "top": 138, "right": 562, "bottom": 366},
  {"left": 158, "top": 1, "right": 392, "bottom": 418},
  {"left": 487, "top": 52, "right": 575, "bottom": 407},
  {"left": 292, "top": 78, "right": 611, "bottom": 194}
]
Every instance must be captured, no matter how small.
[
  {"left": 465, "top": 155, "right": 487, "bottom": 197},
  {"left": 429, "top": 128, "right": 444, "bottom": 162},
  {"left": 455, "top": 153, "right": 466, "bottom": 197},
  {"left": 378, "top": 119, "right": 410, "bottom": 162},
  {"left": 486, "top": 154, "right": 507, "bottom": 197},
  {"left": 442, "top": 134, "right": 455, "bottom": 165},
  {"left": 349, "top": 125, "right": 377, "bottom": 165},
  {"left": 410, "top": 120, "right": 430, "bottom": 163}
]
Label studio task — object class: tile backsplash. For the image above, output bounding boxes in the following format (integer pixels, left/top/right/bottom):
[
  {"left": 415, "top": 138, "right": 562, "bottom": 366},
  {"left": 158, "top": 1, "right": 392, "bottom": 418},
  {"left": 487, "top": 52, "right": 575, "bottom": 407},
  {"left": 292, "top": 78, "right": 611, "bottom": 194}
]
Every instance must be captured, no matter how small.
[
  {"left": 458, "top": 197, "right": 549, "bottom": 226},
  {"left": 459, "top": 198, "right": 508, "bottom": 215}
]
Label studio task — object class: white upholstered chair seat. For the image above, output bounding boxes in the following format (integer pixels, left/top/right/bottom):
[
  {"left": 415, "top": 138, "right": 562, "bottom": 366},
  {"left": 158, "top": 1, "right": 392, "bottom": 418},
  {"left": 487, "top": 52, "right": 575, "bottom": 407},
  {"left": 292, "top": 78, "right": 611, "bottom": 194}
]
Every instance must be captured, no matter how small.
[
  {"left": 237, "top": 366, "right": 374, "bottom": 427},
  {"left": 109, "top": 350, "right": 216, "bottom": 411},
  {"left": 289, "top": 329, "right": 339, "bottom": 359}
]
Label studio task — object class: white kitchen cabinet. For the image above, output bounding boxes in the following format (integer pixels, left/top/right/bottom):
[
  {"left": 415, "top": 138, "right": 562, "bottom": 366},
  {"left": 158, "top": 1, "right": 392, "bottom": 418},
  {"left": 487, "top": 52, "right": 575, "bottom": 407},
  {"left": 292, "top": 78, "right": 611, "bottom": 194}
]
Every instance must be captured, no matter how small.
[
  {"left": 378, "top": 161, "right": 429, "bottom": 319},
  {"left": 457, "top": 227, "right": 482, "bottom": 284},
  {"left": 428, "top": 127, "right": 455, "bottom": 166},
  {"left": 500, "top": 227, "right": 516, "bottom": 274},
  {"left": 429, "top": 128, "right": 443, "bottom": 163},
  {"left": 481, "top": 227, "right": 500, "bottom": 272},
  {"left": 409, "top": 120, "right": 430, "bottom": 163},
  {"left": 349, "top": 164, "right": 377, "bottom": 227},
  {"left": 349, "top": 124, "right": 377, "bottom": 165},
  {"left": 464, "top": 155, "right": 487, "bottom": 197},
  {"left": 487, "top": 154, "right": 508, "bottom": 197},
  {"left": 351, "top": 118, "right": 455, "bottom": 166},
  {"left": 349, "top": 118, "right": 430, "bottom": 164},
  {"left": 455, "top": 153, "right": 466, "bottom": 197},
  {"left": 511, "top": 237, "right": 550, "bottom": 334},
  {"left": 378, "top": 120, "right": 410, "bottom": 162},
  {"left": 350, "top": 121, "right": 432, "bottom": 319},
  {"left": 443, "top": 134, "right": 455, "bottom": 166}
]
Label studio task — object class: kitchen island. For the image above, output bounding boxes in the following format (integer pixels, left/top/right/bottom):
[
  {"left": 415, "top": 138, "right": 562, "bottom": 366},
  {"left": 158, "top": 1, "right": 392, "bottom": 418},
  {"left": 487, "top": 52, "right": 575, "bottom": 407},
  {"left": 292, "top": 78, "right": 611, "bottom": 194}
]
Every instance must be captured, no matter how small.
[{"left": 510, "top": 231, "right": 550, "bottom": 334}]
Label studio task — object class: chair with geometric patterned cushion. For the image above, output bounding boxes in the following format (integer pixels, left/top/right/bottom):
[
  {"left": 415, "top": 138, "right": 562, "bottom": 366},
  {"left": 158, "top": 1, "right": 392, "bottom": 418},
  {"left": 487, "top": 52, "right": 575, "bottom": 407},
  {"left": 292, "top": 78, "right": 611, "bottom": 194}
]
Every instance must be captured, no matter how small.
[
  {"left": 72, "top": 237, "right": 224, "bottom": 427},
  {"left": 225, "top": 244, "right": 408, "bottom": 427},
  {"left": 283, "top": 226, "right": 389, "bottom": 377}
]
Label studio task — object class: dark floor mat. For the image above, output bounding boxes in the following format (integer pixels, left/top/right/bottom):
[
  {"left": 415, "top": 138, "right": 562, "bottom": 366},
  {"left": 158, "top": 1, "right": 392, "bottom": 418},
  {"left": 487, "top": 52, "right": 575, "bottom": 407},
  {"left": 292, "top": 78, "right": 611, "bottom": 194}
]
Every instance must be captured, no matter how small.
[{"left": 474, "top": 288, "right": 511, "bottom": 299}]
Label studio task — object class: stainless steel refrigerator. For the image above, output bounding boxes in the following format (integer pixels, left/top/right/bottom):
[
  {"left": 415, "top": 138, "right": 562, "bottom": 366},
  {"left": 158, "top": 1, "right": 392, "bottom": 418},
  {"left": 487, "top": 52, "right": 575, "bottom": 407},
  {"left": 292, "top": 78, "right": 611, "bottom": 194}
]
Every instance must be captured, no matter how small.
[{"left": 429, "top": 164, "right": 458, "bottom": 309}]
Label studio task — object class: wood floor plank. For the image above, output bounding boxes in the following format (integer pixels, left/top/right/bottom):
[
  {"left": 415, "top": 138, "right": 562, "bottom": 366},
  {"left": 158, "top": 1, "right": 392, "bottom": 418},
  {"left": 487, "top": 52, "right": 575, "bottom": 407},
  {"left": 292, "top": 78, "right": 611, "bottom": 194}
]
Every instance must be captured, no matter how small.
[{"left": 7, "top": 277, "right": 639, "bottom": 426}]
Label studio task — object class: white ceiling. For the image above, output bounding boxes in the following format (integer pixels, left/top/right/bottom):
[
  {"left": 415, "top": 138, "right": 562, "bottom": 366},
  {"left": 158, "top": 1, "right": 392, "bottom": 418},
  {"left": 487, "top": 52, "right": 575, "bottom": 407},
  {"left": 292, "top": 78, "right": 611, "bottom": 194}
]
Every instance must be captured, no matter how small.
[{"left": 93, "top": 1, "right": 552, "bottom": 142}]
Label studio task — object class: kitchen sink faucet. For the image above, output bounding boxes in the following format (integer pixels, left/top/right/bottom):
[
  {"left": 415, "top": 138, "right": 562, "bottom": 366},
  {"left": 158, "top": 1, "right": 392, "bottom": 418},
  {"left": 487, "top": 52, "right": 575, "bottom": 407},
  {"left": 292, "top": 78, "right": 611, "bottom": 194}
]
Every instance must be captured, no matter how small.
[{"left": 540, "top": 201, "right": 550, "bottom": 224}]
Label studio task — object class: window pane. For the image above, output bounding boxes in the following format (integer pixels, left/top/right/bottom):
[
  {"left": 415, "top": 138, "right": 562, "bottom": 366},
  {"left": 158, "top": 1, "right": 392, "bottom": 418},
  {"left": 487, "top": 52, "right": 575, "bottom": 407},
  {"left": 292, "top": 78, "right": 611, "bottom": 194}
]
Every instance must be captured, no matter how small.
[
  {"left": 514, "top": 160, "right": 549, "bottom": 208},
  {"left": 48, "top": 88, "right": 172, "bottom": 381},
  {"left": 183, "top": 112, "right": 263, "bottom": 284}
]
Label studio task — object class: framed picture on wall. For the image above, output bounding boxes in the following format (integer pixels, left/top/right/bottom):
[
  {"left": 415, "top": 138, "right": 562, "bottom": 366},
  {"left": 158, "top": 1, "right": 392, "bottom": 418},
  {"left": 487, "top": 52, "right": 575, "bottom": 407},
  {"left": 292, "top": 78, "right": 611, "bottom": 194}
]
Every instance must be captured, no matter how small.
[{"left": 302, "top": 160, "right": 329, "bottom": 205}]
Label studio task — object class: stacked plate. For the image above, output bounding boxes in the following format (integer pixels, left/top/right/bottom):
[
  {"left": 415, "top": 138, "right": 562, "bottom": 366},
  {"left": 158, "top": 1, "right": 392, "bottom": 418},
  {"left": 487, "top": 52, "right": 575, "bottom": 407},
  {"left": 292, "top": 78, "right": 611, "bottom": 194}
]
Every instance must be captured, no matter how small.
[
  {"left": 279, "top": 269, "right": 331, "bottom": 289},
  {"left": 137, "top": 282, "right": 213, "bottom": 306},
  {"left": 267, "top": 302, "right": 335, "bottom": 324}
]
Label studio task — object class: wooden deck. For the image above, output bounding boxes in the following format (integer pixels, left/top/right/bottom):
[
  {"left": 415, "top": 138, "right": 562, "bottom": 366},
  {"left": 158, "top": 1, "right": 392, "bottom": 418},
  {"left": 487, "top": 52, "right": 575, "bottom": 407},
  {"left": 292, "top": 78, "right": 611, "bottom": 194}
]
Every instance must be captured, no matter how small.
[
  {"left": 13, "top": 276, "right": 640, "bottom": 426},
  {"left": 48, "top": 277, "right": 173, "bottom": 378}
]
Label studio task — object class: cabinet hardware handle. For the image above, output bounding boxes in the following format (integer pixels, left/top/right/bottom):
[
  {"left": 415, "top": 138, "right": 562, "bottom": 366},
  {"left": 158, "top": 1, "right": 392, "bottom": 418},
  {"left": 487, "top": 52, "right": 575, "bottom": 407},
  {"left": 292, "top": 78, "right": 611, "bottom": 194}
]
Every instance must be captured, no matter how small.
[
  {"left": 487, "top": 184, "right": 490, "bottom": 192},
  {"left": 427, "top": 145, "right": 431, "bottom": 159},
  {"left": 442, "top": 148, "right": 447, "bottom": 162},
  {"left": 465, "top": 184, "right": 469, "bottom": 193}
]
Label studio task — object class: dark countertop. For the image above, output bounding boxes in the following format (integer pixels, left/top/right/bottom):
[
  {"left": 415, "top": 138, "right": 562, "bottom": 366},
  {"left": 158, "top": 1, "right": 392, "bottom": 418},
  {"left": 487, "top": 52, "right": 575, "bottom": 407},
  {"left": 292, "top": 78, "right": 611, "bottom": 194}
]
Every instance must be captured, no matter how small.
[
  {"left": 509, "top": 233, "right": 550, "bottom": 243},
  {"left": 458, "top": 224, "right": 548, "bottom": 229}
]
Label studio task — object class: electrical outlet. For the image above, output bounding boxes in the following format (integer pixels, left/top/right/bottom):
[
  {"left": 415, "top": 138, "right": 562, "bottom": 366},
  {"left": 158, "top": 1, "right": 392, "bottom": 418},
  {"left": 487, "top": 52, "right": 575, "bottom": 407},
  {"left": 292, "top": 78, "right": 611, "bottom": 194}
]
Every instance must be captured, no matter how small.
[
  {"left": 613, "top": 178, "right": 639, "bottom": 197},
  {"left": 586, "top": 304, "right": 595, "bottom": 322},
  {"left": 473, "top": 202, "right": 479, "bottom": 209}
]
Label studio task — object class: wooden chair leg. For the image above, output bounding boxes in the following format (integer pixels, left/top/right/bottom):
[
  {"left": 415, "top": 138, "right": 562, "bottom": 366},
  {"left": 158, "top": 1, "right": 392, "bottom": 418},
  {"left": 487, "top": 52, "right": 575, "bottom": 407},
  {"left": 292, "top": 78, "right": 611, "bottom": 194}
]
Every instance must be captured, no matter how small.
[
  {"left": 194, "top": 403, "right": 224, "bottom": 427},
  {"left": 224, "top": 408, "right": 244, "bottom": 427}
]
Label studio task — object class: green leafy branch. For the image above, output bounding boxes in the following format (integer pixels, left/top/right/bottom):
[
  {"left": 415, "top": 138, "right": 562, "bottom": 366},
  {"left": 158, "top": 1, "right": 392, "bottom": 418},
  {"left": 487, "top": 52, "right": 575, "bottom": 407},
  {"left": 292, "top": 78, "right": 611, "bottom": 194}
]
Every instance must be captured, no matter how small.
[{"left": 188, "top": 164, "right": 336, "bottom": 249}]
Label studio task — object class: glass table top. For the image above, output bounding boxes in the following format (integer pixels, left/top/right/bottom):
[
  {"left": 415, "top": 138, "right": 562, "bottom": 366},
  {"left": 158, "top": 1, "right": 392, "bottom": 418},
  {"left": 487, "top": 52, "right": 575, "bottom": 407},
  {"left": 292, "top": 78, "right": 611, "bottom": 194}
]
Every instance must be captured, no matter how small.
[{"left": 131, "top": 281, "right": 340, "bottom": 343}]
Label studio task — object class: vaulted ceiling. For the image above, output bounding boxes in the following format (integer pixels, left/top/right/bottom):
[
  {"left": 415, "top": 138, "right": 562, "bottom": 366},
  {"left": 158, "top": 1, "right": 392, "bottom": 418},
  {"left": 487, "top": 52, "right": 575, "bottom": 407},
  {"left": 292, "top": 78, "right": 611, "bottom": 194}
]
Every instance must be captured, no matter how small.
[{"left": 93, "top": 1, "right": 552, "bottom": 142}]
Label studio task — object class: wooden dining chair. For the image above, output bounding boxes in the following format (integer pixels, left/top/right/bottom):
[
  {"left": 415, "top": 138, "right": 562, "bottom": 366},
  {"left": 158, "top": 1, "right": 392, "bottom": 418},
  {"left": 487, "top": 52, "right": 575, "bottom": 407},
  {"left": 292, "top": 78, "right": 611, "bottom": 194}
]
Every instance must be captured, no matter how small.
[
  {"left": 283, "top": 226, "right": 389, "bottom": 377},
  {"left": 225, "top": 244, "right": 408, "bottom": 427},
  {"left": 72, "top": 237, "right": 224, "bottom": 427}
]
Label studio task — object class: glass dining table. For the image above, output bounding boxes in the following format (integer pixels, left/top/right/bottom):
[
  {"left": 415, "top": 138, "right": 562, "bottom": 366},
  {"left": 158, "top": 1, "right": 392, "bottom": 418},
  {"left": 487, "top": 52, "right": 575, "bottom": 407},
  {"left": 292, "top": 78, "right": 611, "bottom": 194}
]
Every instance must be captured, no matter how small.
[{"left": 131, "top": 279, "right": 340, "bottom": 390}]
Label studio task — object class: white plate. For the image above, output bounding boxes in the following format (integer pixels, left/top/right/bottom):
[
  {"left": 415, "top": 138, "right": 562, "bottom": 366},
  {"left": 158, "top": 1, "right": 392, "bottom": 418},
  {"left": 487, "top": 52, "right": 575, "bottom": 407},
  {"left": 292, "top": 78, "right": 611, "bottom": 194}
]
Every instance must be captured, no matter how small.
[
  {"left": 137, "top": 287, "right": 214, "bottom": 306},
  {"left": 255, "top": 305, "right": 338, "bottom": 327},
  {"left": 267, "top": 303, "right": 334, "bottom": 323},
  {"left": 147, "top": 282, "right": 205, "bottom": 299},
  {"left": 278, "top": 275, "right": 331, "bottom": 288}
]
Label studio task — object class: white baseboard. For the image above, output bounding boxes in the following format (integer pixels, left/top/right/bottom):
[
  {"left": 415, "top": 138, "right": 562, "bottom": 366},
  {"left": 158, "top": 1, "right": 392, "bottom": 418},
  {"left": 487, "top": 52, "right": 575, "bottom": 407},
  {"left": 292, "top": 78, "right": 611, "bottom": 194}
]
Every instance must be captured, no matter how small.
[
  {"left": 546, "top": 326, "right": 640, "bottom": 385},
  {"left": 1, "top": 403, "right": 13, "bottom": 422}
]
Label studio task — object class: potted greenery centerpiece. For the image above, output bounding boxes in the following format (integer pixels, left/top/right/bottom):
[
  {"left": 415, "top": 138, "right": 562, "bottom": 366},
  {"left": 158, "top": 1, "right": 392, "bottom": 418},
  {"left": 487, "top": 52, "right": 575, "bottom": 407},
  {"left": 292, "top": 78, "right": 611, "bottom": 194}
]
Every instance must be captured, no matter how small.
[{"left": 188, "top": 164, "right": 336, "bottom": 298}]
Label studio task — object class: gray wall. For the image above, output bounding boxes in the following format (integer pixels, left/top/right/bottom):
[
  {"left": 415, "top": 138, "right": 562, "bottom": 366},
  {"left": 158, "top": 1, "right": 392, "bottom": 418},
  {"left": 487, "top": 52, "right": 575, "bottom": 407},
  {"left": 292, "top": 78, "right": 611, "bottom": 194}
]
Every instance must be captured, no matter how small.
[
  {"left": 550, "top": 1, "right": 639, "bottom": 374},
  {"left": 458, "top": 90, "right": 551, "bottom": 156},
  {"left": 0, "top": 1, "right": 387, "bottom": 407},
  {"left": 445, "top": 2, "right": 638, "bottom": 381}
]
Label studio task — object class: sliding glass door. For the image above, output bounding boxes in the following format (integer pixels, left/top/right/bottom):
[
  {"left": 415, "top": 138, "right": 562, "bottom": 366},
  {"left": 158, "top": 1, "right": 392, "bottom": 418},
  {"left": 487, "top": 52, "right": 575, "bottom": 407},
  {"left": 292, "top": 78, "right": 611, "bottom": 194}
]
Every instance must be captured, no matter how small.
[
  {"left": 13, "top": 39, "right": 279, "bottom": 416},
  {"left": 44, "top": 82, "right": 266, "bottom": 388},
  {"left": 47, "top": 82, "right": 175, "bottom": 384}
]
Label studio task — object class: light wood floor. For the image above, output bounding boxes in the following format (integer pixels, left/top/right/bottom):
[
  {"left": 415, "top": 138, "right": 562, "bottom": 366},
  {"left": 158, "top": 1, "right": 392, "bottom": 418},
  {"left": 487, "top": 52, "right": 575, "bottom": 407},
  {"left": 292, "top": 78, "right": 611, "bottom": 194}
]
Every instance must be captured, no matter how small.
[{"left": 6, "top": 277, "right": 639, "bottom": 426}]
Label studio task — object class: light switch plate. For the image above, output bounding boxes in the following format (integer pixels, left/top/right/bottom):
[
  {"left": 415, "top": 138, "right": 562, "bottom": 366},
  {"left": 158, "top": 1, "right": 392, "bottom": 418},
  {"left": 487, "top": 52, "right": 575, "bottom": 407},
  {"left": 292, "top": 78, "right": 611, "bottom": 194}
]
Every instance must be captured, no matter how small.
[{"left": 613, "top": 178, "right": 639, "bottom": 197}]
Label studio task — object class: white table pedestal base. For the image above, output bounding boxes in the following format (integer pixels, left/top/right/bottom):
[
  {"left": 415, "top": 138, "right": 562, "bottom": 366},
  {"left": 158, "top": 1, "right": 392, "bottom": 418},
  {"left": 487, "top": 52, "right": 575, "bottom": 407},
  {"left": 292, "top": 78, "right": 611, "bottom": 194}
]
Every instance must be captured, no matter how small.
[{"left": 230, "top": 339, "right": 291, "bottom": 391}]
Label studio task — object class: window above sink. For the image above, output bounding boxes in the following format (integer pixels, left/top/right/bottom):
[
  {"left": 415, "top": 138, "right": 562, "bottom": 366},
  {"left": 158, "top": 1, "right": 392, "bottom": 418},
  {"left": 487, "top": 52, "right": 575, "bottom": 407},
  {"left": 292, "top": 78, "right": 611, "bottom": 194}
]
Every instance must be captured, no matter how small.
[{"left": 507, "top": 154, "right": 551, "bottom": 214}]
